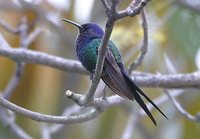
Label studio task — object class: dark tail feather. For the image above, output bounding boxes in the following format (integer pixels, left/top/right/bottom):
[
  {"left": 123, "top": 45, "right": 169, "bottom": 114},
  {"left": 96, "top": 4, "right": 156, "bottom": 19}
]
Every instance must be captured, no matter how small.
[
  {"left": 133, "top": 84, "right": 168, "bottom": 119},
  {"left": 132, "top": 87, "right": 157, "bottom": 125},
  {"left": 103, "top": 49, "right": 167, "bottom": 125},
  {"left": 120, "top": 68, "right": 168, "bottom": 125}
]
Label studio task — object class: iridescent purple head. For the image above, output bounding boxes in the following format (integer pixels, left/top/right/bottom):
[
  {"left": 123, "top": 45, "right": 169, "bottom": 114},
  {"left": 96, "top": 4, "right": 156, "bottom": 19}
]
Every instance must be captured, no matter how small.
[
  {"left": 62, "top": 18, "right": 104, "bottom": 53},
  {"left": 62, "top": 18, "right": 104, "bottom": 37},
  {"left": 80, "top": 23, "right": 104, "bottom": 37}
]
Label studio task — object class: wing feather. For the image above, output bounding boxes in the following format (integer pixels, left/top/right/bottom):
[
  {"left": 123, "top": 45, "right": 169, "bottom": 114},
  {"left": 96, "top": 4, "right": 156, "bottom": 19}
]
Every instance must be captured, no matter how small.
[{"left": 101, "top": 49, "right": 134, "bottom": 99}]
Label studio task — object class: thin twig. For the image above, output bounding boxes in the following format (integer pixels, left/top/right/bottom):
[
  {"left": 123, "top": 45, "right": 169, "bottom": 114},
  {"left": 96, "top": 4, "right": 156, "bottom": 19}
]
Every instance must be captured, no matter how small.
[
  {"left": 102, "top": 84, "right": 108, "bottom": 100},
  {"left": 0, "top": 108, "right": 32, "bottom": 139},
  {"left": 23, "top": 27, "right": 42, "bottom": 46},
  {"left": 129, "top": 8, "right": 148, "bottom": 72},
  {"left": 165, "top": 89, "right": 200, "bottom": 122},
  {"left": 19, "top": 17, "right": 28, "bottom": 48},
  {"left": 176, "top": 0, "right": 200, "bottom": 15},
  {"left": 0, "top": 19, "right": 19, "bottom": 34},
  {"left": 0, "top": 19, "right": 30, "bottom": 138},
  {"left": 110, "top": 0, "right": 119, "bottom": 17},
  {"left": 41, "top": 124, "right": 51, "bottom": 139},
  {"left": 0, "top": 34, "right": 11, "bottom": 48},
  {"left": 116, "top": 0, "right": 151, "bottom": 20},
  {"left": 65, "top": 90, "right": 126, "bottom": 108},
  {"left": 2, "top": 17, "right": 41, "bottom": 100},
  {"left": 126, "top": 0, "right": 150, "bottom": 16},
  {"left": 0, "top": 16, "right": 42, "bottom": 139},
  {"left": 49, "top": 105, "right": 81, "bottom": 134},
  {"left": 3, "top": 18, "right": 28, "bottom": 100},
  {"left": 3, "top": 63, "right": 25, "bottom": 100},
  {"left": 16, "top": 0, "right": 75, "bottom": 46},
  {"left": 139, "top": 90, "right": 183, "bottom": 116},
  {"left": 122, "top": 107, "right": 139, "bottom": 139},
  {"left": 101, "top": 0, "right": 110, "bottom": 12}
]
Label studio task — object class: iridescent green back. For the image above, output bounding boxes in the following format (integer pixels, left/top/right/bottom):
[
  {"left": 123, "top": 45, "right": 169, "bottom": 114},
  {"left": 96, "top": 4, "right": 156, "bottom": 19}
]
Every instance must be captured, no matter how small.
[{"left": 80, "top": 38, "right": 122, "bottom": 72}]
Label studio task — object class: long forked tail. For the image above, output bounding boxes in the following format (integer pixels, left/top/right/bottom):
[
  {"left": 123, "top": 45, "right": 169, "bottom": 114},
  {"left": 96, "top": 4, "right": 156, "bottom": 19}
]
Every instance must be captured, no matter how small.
[
  {"left": 102, "top": 49, "right": 168, "bottom": 125},
  {"left": 120, "top": 67, "right": 168, "bottom": 126}
]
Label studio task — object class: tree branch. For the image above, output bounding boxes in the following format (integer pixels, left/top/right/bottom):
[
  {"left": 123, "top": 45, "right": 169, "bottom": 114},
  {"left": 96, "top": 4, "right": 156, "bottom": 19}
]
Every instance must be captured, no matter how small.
[
  {"left": 3, "top": 63, "right": 25, "bottom": 100},
  {"left": 1, "top": 17, "right": 42, "bottom": 100},
  {"left": 101, "top": 0, "right": 110, "bottom": 13},
  {"left": 41, "top": 124, "right": 51, "bottom": 139},
  {"left": 122, "top": 107, "right": 139, "bottom": 139},
  {"left": 23, "top": 27, "right": 42, "bottom": 47},
  {"left": 176, "top": 0, "right": 200, "bottom": 15},
  {"left": 0, "top": 19, "right": 19, "bottom": 34},
  {"left": 0, "top": 109, "right": 32, "bottom": 139},
  {"left": 131, "top": 71, "right": 200, "bottom": 88},
  {"left": 0, "top": 34, "right": 11, "bottom": 48},
  {"left": 49, "top": 105, "right": 82, "bottom": 134},
  {"left": 165, "top": 89, "right": 200, "bottom": 122},
  {"left": 139, "top": 90, "right": 183, "bottom": 116},
  {"left": 0, "top": 97, "right": 103, "bottom": 124},
  {"left": 116, "top": 0, "right": 151, "bottom": 20},
  {"left": 129, "top": 8, "right": 148, "bottom": 71},
  {"left": 81, "top": 0, "right": 118, "bottom": 105},
  {"left": 0, "top": 86, "right": 184, "bottom": 126},
  {"left": 0, "top": 46, "right": 88, "bottom": 74},
  {"left": 1, "top": 45, "right": 200, "bottom": 88},
  {"left": 65, "top": 90, "right": 126, "bottom": 108},
  {"left": 0, "top": 17, "right": 42, "bottom": 139}
]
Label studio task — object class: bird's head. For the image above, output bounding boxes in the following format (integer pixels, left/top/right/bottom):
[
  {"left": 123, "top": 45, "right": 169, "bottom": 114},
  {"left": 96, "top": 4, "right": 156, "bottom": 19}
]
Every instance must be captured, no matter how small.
[{"left": 62, "top": 18, "right": 104, "bottom": 37}]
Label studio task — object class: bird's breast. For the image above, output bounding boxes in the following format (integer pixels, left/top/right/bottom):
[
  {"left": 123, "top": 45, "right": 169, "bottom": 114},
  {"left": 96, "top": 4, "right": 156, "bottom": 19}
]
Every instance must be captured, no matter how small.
[
  {"left": 76, "top": 38, "right": 122, "bottom": 73},
  {"left": 76, "top": 39, "right": 102, "bottom": 72}
]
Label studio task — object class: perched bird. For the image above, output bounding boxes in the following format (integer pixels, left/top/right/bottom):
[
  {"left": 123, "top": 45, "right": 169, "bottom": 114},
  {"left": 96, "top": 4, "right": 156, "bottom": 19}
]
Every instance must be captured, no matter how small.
[{"left": 62, "top": 19, "right": 167, "bottom": 126}]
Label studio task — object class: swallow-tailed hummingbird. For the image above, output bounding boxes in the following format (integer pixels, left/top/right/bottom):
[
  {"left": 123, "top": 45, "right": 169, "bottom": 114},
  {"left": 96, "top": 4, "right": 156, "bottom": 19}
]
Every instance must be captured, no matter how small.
[{"left": 62, "top": 19, "right": 167, "bottom": 126}]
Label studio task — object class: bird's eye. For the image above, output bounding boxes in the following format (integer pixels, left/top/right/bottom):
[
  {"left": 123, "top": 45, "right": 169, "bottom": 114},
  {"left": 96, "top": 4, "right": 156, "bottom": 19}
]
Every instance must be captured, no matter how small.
[{"left": 82, "top": 26, "right": 88, "bottom": 30}]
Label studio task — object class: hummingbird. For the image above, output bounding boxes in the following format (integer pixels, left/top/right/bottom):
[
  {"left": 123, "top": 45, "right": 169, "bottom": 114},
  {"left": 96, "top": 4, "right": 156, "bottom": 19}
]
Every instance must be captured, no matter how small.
[{"left": 62, "top": 18, "right": 167, "bottom": 126}]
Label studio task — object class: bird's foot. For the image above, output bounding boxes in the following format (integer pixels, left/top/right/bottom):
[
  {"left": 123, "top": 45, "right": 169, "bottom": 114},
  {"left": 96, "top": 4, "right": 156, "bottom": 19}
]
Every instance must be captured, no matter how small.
[
  {"left": 90, "top": 70, "right": 106, "bottom": 80},
  {"left": 90, "top": 74, "right": 94, "bottom": 80}
]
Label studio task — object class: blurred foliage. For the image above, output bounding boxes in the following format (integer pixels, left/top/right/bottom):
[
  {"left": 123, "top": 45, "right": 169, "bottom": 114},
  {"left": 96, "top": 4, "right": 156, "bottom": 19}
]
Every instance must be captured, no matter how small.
[
  {"left": 0, "top": 0, "right": 200, "bottom": 139},
  {"left": 0, "top": 122, "right": 17, "bottom": 139},
  {"left": 168, "top": 8, "right": 200, "bottom": 68}
]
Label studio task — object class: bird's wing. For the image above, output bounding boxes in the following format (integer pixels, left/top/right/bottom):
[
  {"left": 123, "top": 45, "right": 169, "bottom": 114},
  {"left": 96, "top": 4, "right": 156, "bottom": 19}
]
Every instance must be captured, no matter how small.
[{"left": 101, "top": 49, "right": 134, "bottom": 100}]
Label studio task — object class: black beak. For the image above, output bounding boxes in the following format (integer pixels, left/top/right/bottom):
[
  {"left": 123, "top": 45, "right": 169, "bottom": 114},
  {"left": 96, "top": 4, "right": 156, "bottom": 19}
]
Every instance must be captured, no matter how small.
[{"left": 62, "top": 18, "right": 82, "bottom": 30}]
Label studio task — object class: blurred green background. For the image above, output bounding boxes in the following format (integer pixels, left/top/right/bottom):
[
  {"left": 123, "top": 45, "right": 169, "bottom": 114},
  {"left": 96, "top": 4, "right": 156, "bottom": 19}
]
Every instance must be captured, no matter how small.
[{"left": 0, "top": 0, "right": 200, "bottom": 139}]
